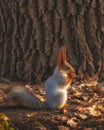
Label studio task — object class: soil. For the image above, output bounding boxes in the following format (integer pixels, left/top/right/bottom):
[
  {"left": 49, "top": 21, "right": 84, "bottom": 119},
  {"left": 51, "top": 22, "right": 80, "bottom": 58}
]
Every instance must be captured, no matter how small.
[{"left": 0, "top": 78, "right": 104, "bottom": 130}]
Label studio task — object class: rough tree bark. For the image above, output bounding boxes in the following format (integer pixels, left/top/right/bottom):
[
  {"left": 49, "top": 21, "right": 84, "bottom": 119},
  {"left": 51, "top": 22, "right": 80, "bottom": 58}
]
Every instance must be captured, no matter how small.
[{"left": 0, "top": 0, "right": 104, "bottom": 83}]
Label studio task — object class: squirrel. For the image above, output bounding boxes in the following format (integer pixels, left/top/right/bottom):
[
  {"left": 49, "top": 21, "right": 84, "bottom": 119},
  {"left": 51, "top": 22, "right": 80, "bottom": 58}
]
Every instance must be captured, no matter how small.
[{"left": 8, "top": 46, "right": 76, "bottom": 110}]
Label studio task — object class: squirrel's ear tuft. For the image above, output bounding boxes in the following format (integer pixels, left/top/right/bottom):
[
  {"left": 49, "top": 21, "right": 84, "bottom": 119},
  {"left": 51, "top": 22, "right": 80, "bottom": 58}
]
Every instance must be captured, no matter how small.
[
  {"left": 56, "top": 46, "right": 67, "bottom": 68},
  {"left": 61, "top": 46, "right": 67, "bottom": 64}
]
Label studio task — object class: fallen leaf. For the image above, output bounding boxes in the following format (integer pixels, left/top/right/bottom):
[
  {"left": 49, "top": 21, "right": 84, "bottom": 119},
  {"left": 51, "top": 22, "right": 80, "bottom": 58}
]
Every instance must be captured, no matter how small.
[
  {"left": 78, "top": 114, "right": 88, "bottom": 119},
  {"left": 40, "top": 97, "right": 45, "bottom": 102},
  {"left": 77, "top": 106, "right": 87, "bottom": 112},
  {"left": 67, "top": 117, "right": 79, "bottom": 128},
  {"left": 35, "top": 126, "right": 46, "bottom": 130},
  {"left": 83, "top": 96, "right": 88, "bottom": 101},
  {"left": 74, "top": 91, "right": 82, "bottom": 97},
  {"left": 61, "top": 116, "right": 68, "bottom": 121},
  {"left": 97, "top": 104, "right": 104, "bottom": 112},
  {"left": 57, "top": 125, "right": 69, "bottom": 130},
  {"left": 26, "top": 113, "right": 35, "bottom": 118},
  {"left": 87, "top": 105, "right": 102, "bottom": 117},
  {"left": 83, "top": 128, "right": 93, "bottom": 130}
]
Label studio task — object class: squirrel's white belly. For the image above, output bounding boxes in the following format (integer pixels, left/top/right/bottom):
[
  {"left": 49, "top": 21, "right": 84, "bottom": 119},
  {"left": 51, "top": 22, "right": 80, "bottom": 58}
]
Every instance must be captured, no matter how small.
[{"left": 45, "top": 88, "right": 67, "bottom": 109}]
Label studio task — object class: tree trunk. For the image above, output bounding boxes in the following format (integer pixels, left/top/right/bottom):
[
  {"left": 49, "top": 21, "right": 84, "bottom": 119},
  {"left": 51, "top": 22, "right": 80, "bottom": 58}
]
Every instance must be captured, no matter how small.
[{"left": 0, "top": 0, "right": 104, "bottom": 83}]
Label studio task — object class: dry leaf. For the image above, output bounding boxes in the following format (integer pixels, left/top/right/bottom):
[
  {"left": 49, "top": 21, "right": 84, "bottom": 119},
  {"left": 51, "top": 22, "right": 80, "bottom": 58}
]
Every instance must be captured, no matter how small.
[
  {"left": 88, "top": 98, "right": 94, "bottom": 103},
  {"left": 40, "top": 97, "right": 45, "bottom": 102},
  {"left": 77, "top": 106, "right": 87, "bottom": 112},
  {"left": 97, "top": 104, "right": 104, "bottom": 112},
  {"left": 63, "top": 109, "right": 68, "bottom": 114},
  {"left": 83, "top": 128, "right": 93, "bottom": 130},
  {"left": 67, "top": 117, "right": 79, "bottom": 128},
  {"left": 74, "top": 91, "right": 82, "bottom": 97},
  {"left": 25, "top": 84, "right": 33, "bottom": 91},
  {"left": 83, "top": 96, "right": 88, "bottom": 101},
  {"left": 78, "top": 114, "right": 88, "bottom": 119},
  {"left": 87, "top": 105, "right": 102, "bottom": 117},
  {"left": 61, "top": 116, "right": 68, "bottom": 121},
  {"left": 26, "top": 113, "right": 35, "bottom": 118},
  {"left": 57, "top": 125, "right": 69, "bottom": 130}
]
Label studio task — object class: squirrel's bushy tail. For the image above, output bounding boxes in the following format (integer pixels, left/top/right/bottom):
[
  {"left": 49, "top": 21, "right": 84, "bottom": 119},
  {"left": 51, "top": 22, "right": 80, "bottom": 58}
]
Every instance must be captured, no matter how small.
[{"left": 8, "top": 87, "right": 46, "bottom": 109}]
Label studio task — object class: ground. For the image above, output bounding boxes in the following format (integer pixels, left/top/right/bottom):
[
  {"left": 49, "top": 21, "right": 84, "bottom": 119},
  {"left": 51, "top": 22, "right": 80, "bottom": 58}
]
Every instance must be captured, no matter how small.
[{"left": 0, "top": 76, "right": 104, "bottom": 130}]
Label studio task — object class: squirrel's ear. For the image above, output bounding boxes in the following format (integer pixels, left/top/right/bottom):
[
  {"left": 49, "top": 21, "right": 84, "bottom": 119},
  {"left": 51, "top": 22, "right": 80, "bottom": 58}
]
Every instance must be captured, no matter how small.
[
  {"left": 56, "top": 49, "right": 62, "bottom": 68},
  {"left": 56, "top": 46, "right": 67, "bottom": 68}
]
